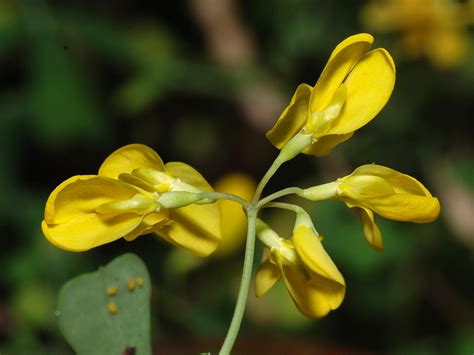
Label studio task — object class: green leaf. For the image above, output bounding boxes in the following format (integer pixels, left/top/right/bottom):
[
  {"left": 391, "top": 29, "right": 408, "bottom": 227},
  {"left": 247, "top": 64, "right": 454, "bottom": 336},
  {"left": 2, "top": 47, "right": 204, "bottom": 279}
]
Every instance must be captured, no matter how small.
[{"left": 57, "top": 253, "right": 152, "bottom": 355}]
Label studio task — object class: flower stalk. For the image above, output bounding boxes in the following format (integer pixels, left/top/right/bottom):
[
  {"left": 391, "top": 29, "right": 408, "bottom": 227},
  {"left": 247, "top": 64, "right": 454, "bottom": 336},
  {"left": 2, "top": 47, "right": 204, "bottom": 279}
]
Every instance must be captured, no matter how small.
[{"left": 218, "top": 206, "right": 257, "bottom": 355}]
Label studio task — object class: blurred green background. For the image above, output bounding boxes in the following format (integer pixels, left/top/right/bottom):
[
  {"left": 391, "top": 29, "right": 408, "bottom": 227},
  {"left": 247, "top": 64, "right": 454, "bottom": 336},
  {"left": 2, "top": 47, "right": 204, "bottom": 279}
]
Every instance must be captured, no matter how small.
[{"left": 1, "top": 0, "right": 473, "bottom": 354}]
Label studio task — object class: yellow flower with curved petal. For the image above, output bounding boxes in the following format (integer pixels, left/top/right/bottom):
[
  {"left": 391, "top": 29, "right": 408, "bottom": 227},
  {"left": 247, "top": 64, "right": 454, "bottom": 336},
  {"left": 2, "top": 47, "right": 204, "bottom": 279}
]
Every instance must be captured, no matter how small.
[
  {"left": 302, "top": 164, "right": 440, "bottom": 251},
  {"left": 41, "top": 144, "right": 221, "bottom": 256},
  {"left": 267, "top": 33, "right": 395, "bottom": 156},
  {"left": 255, "top": 220, "right": 345, "bottom": 319},
  {"left": 337, "top": 164, "right": 441, "bottom": 251}
]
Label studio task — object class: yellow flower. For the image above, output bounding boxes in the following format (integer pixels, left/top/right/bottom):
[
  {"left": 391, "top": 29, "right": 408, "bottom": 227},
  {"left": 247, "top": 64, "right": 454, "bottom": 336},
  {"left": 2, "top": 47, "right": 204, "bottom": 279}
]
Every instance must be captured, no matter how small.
[
  {"left": 41, "top": 144, "right": 221, "bottom": 256},
  {"left": 213, "top": 173, "right": 256, "bottom": 257},
  {"left": 255, "top": 218, "right": 345, "bottom": 319},
  {"left": 361, "top": 0, "right": 473, "bottom": 69},
  {"left": 267, "top": 33, "right": 395, "bottom": 157},
  {"left": 301, "top": 164, "right": 441, "bottom": 251}
]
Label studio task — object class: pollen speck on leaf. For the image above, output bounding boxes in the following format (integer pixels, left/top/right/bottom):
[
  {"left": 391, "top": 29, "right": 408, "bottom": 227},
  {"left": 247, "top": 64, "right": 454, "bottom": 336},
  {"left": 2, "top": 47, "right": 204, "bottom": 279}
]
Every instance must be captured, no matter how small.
[
  {"left": 107, "top": 285, "right": 118, "bottom": 296},
  {"left": 128, "top": 278, "right": 136, "bottom": 292},
  {"left": 107, "top": 302, "right": 118, "bottom": 315}
]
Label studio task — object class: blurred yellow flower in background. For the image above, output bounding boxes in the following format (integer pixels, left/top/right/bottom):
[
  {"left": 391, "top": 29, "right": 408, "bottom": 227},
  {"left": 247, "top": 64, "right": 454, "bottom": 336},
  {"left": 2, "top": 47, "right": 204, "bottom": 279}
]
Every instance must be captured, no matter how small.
[
  {"left": 267, "top": 33, "right": 395, "bottom": 157},
  {"left": 214, "top": 172, "right": 256, "bottom": 257},
  {"left": 361, "top": 0, "right": 474, "bottom": 69},
  {"left": 42, "top": 144, "right": 221, "bottom": 256},
  {"left": 0, "top": 0, "right": 15, "bottom": 29}
]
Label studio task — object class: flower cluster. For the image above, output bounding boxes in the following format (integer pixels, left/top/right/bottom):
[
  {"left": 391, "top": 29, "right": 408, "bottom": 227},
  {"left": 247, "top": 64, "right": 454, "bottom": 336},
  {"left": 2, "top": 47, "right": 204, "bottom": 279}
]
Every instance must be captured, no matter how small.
[
  {"left": 42, "top": 34, "right": 441, "bottom": 328},
  {"left": 253, "top": 33, "right": 440, "bottom": 318}
]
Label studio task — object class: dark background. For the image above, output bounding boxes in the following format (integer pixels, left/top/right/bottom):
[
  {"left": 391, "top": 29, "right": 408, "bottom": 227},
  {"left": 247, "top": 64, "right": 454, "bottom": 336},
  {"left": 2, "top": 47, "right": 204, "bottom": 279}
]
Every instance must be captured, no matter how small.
[{"left": 0, "top": 0, "right": 473, "bottom": 353}]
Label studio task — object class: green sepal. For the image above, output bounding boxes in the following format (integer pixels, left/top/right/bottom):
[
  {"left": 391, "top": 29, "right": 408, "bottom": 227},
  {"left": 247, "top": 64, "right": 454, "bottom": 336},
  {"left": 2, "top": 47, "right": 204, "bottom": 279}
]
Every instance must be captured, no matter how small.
[
  {"left": 157, "top": 191, "right": 205, "bottom": 209},
  {"left": 277, "top": 132, "right": 312, "bottom": 163}
]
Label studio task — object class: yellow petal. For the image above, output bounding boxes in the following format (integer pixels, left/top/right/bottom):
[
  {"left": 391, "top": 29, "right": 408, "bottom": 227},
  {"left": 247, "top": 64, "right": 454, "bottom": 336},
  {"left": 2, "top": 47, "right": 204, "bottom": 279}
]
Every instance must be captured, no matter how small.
[
  {"left": 42, "top": 175, "right": 148, "bottom": 251},
  {"left": 278, "top": 255, "right": 345, "bottom": 319},
  {"left": 342, "top": 165, "right": 441, "bottom": 222},
  {"left": 357, "top": 193, "right": 441, "bottom": 223},
  {"left": 130, "top": 168, "right": 173, "bottom": 191},
  {"left": 44, "top": 175, "right": 142, "bottom": 224},
  {"left": 44, "top": 175, "right": 94, "bottom": 224},
  {"left": 165, "top": 161, "right": 213, "bottom": 192},
  {"left": 340, "top": 175, "right": 396, "bottom": 198},
  {"left": 307, "top": 272, "right": 345, "bottom": 311},
  {"left": 327, "top": 48, "right": 396, "bottom": 135},
  {"left": 42, "top": 213, "right": 142, "bottom": 251},
  {"left": 350, "top": 164, "right": 432, "bottom": 195},
  {"left": 99, "top": 144, "right": 166, "bottom": 179},
  {"left": 255, "top": 254, "right": 282, "bottom": 297},
  {"left": 292, "top": 226, "right": 345, "bottom": 286},
  {"left": 359, "top": 207, "right": 383, "bottom": 252},
  {"left": 308, "top": 84, "right": 347, "bottom": 136},
  {"left": 266, "top": 84, "right": 312, "bottom": 149},
  {"left": 303, "top": 132, "right": 354, "bottom": 156},
  {"left": 310, "top": 33, "right": 374, "bottom": 113},
  {"left": 155, "top": 201, "right": 221, "bottom": 257},
  {"left": 117, "top": 173, "right": 156, "bottom": 192},
  {"left": 123, "top": 212, "right": 169, "bottom": 241}
]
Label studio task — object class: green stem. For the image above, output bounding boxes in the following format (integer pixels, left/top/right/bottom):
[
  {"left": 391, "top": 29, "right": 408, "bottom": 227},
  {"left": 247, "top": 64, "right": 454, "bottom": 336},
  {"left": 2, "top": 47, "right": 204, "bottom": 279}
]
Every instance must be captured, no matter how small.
[
  {"left": 262, "top": 201, "right": 306, "bottom": 214},
  {"left": 218, "top": 133, "right": 312, "bottom": 353},
  {"left": 256, "top": 187, "right": 303, "bottom": 208},
  {"left": 195, "top": 192, "right": 251, "bottom": 208},
  {"left": 218, "top": 207, "right": 257, "bottom": 355},
  {"left": 264, "top": 202, "right": 316, "bottom": 233},
  {"left": 252, "top": 157, "right": 284, "bottom": 204},
  {"left": 252, "top": 133, "right": 312, "bottom": 204}
]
